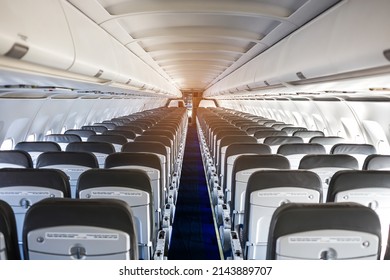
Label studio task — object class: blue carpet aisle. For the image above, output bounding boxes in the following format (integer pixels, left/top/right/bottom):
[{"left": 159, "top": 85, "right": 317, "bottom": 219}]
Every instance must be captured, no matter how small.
[{"left": 168, "top": 124, "right": 221, "bottom": 260}]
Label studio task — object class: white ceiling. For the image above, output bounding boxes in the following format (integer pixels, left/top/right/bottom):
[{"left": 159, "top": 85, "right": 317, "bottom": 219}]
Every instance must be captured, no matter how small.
[{"left": 68, "top": 0, "right": 341, "bottom": 92}]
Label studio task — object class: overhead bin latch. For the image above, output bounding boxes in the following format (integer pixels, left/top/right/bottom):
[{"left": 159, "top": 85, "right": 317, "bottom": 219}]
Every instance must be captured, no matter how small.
[{"left": 5, "top": 43, "right": 29, "bottom": 59}]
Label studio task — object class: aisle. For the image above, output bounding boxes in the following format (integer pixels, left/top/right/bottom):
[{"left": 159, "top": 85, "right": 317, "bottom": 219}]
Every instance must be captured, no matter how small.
[{"left": 168, "top": 124, "right": 221, "bottom": 260}]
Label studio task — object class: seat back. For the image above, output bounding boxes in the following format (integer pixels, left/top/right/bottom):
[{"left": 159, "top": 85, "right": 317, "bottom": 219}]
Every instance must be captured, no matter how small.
[
  {"left": 122, "top": 142, "right": 168, "bottom": 191},
  {"left": 94, "top": 122, "right": 116, "bottom": 130},
  {"left": 0, "top": 200, "right": 20, "bottom": 260},
  {"left": 105, "top": 152, "right": 162, "bottom": 229},
  {"left": 218, "top": 135, "right": 256, "bottom": 176},
  {"left": 81, "top": 125, "right": 108, "bottom": 134},
  {"left": 0, "top": 169, "right": 70, "bottom": 258},
  {"left": 245, "top": 126, "right": 275, "bottom": 136},
  {"left": 77, "top": 169, "right": 153, "bottom": 260},
  {"left": 243, "top": 170, "right": 322, "bottom": 259},
  {"left": 263, "top": 136, "right": 303, "bottom": 153},
  {"left": 309, "top": 136, "right": 345, "bottom": 153},
  {"left": 224, "top": 143, "right": 271, "bottom": 193},
  {"left": 134, "top": 136, "right": 172, "bottom": 182},
  {"left": 43, "top": 134, "right": 82, "bottom": 151},
  {"left": 363, "top": 154, "right": 390, "bottom": 170},
  {"left": 271, "top": 123, "right": 293, "bottom": 130},
  {"left": 281, "top": 127, "right": 307, "bottom": 136},
  {"left": 36, "top": 152, "right": 98, "bottom": 198},
  {"left": 277, "top": 143, "right": 326, "bottom": 169},
  {"left": 88, "top": 134, "right": 128, "bottom": 152},
  {"left": 230, "top": 155, "right": 290, "bottom": 227},
  {"left": 15, "top": 141, "right": 61, "bottom": 167},
  {"left": 331, "top": 144, "right": 376, "bottom": 169},
  {"left": 299, "top": 154, "right": 358, "bottom": 201},
  {"left": 267, "top": 203, "right": 381, "bottom": 260},
  {"left": 66, "top": 141, "right": 115, "bottom": 168},
  {"left": 115, "top": 125, "right": 143, "bottom": 135},
  {"left": 0, "top": 150, "right": 33, "bottom": 168},
  {"left": 23, "top": 198, "right": 138, "bottom": 260},
  {"left": 65, "top": 129, "right": 96, "bottom": 141},
  {"left": 102, "top": 130, "right": 136, "bottom": 141},
  {"left": 327, "top": 170, "right": 390, "bottom": 259},
  {"left": 293, "top": 130, "right": 324, "bottom": 143},
  {"left": 254, "top": 130, "right": 287, "bottom": 143},
  {"left": 213, "top": 130, "right": 246, "bottom": 161}
]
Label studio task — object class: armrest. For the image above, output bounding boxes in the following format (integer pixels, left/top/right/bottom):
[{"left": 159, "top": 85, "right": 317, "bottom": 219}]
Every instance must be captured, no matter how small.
[
  {"left": 230, "top": 231, "right": 244, "bottom": 260},
  {"left": 153, "top": 230, "right": 168, "bottom": 260}
]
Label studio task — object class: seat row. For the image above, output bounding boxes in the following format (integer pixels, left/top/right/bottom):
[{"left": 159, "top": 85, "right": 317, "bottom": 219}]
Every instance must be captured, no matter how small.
[
  {"left": 196, "top": 107, "right": 390, "bottom": 260},
  {"left": 0, "top": 106, "right": 189, "bottom": 260}
]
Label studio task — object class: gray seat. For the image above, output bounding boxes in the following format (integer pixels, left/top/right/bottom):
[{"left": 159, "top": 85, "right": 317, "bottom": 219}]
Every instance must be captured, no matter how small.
[
  {"left": 115, "top": 125, "right": 143, "bottom": 135},
  {"left": 15, "top": 141, "right": 61, "bottom": 167},
  {"left": 223, "top": 143, "right": 272, "bottom": 195},
  {"left": 65, "top": 129, "right": 96, "bottom": 141},
  {"left": 36, "top": 151, "right": 98, "bottom": 198},
  {"left": 245, "top": 126, "right": 275, "bottom": 136},
  {"left": 272, "top": 123, "right": 293, "bottom": 130},
  {"left": 277, "top": 143, "right": 326, "bottom": 169},
  {"left": 263, "top": 136, "right": 303, "bottom": 153},
  {"left": 217, "top": 135, "right": 257, "bottom": 177},
  {"left": 23, "top": 198, "right": 138, "bottom": 260},
  {"left": 88, "top": 134, "right": 128, "bottom": 152},
  {"left": 142, "top": 130, "right": 176, "bottom": 162},
  {"left": 81, "top": 125, "right": 108, "bottom": 134},
  {"left": 267, "top": 202, "right": 381, "bottom": 260},
  {"left": 0, "top": 200, "right": 20, "bottom": 260},
  {"left": 281, "top": 126, "right": 307, "bottom": 136},
  {"left": 0, "top": 150, "right": 33, "bottom": 168},
  {"left": 0, "top": 168, "right": 70, "bottom": 258},
  {"left": 94, "top": 122, "right": 117, "bottom": 130},
  {"left": 134, "top": 136, "right": 173, "bottom": 184},
  {"left": 254, "top": 130, "right": 287, "bottom": 143},
  {"left": 77, "top": 169, "right": 154, "bottom": 260},
  {"left": 43, "top": 134, "right": 82, "bottom": 151},
  {"left": 66, "top": 141, "right": 116, "bottom": 168},
  {"left": 230, "top": 155, "right": 290, "bottom": 227},
  {"left": 293, "top": 130, "right": 324, "bottom": 143},
  {"left": 330, "top": 143, "right": 376, "bottom": 168},
  {"left": 309, "top": 136, "right": 345, "bottom": 153},
  {"left": 122, "top": 142, "right": 169, "bottom": 193},
  {"left": 327, "top": 170, "right": 390, "bottom": 259},
  {"left": 363, "top": 154, "right": 390, "bottom": 170},
  {"left": 105, "top": 152, "right": 163, "bottom": 231},
  {"left": 239, "top": 170, "right": 322, "bottom": 259},
  {"left": 299, "top": 154, "right": 358, "bottom": 202},
  {"left": 103, "top": 129, "right": 136, "bottom": 141},
  {"left": 213, "top": 130, "right": 247, "bottom": 162}
]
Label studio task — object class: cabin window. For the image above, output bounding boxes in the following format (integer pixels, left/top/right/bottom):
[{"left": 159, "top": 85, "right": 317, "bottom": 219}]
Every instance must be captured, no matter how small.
[
  {"left": 362, "top": 120, "right": 390, "bottom": 154},
  {"left": 341, "top": 118, "right": 362, "bottom": 142},
  {"left": 61, "top": 126, "right": 67, "bottom": 134},
  {"left": 46, "top": 129, "right": 53, "bottom": 135},
  {"left": 26, "top": 133, "right": 36, "bottom": 142},
  {"left": 0, "top": 138, "right": 13, "bottom": 150}
]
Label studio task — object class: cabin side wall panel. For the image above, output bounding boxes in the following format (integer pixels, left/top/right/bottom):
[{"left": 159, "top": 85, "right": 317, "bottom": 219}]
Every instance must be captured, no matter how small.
[
  {"left": 217, "top": 98, "right": 390, "bottom": 153},
  {"left": 0, "top": 97, "right": 166, "bottom": 146}
]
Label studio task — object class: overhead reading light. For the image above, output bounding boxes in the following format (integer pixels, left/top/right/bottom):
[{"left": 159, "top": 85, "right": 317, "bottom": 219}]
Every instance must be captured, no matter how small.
[{"left": 369, "top": 87, "right": 390, "bottom": 91}]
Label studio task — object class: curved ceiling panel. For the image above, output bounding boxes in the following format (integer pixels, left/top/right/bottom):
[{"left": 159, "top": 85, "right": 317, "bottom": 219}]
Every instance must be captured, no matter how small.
[{"left": 69, "top": 0, "right": 341, "bottom": 91}]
